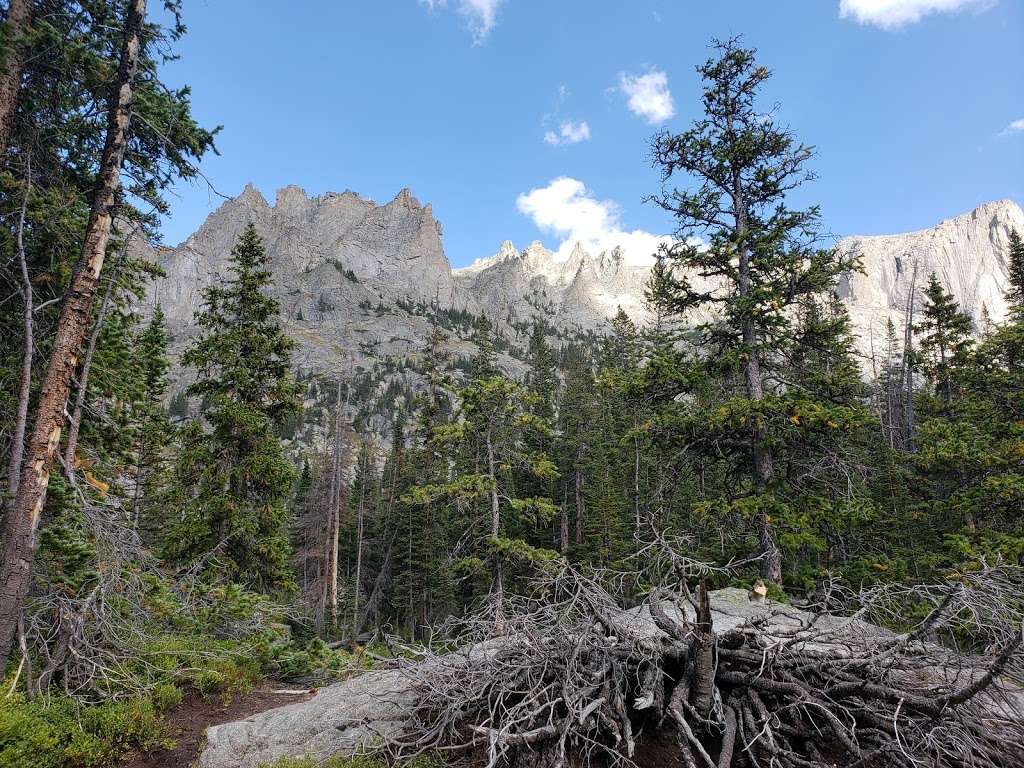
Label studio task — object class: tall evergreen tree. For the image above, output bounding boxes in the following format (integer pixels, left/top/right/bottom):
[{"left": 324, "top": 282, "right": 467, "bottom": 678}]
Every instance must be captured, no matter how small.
[
  {"left": 525, "top": 322, "right": 557, "bottom": 422},
  {"left": 557, "top": 358, "right": 597, "bottom": 552},
  {"left": 409, "top": 366, "right": 558, "bottom": 622},
  {"left": 914, "top": 274, "right": 974, "bottom": 407},
  {"left": 470, "top": 315, "right": 499, "bottom": 379},
  {"left": 1004, "top": 229, "right": 1024, "bottom": 319},
  {"left": 647, "top": 38, "right": 855, "bottom": 582},
  {"left": 165, "top": 225, "right": 300, "bottom": 590},
  {"left": 130, "top": 305, "right": 175, "bottom": 538},
  {"left": 0, "top": 0, "right": 216, "bottom": 663}
]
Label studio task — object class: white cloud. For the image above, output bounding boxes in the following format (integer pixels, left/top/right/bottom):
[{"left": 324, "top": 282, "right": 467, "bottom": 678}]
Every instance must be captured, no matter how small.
[
  {"left": 543, "top": 121, "right": 591, "bottom": 146},
  {"left": 618, "top": 69, "right": 675, "bottom": 125},
  {"left": 420, "top": 0, "right": 505, "bottom": 44},
  {"left": 998, "top": 118, "right": 1024, "bottom": 137},
  {"left": 839, "top": 0, "right": 995, "bottom": 28},
  {"left": 515, "top": 177, "right": 670, "bottom": 266}
]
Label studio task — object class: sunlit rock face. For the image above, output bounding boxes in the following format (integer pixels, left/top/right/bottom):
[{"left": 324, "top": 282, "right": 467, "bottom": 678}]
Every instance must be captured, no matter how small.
[
  {"left": 148, "top": 185, "right": 1023, "bottom": 376},
  {"left": 836, "top": 200, "right": 1024, "bottom": 360}
]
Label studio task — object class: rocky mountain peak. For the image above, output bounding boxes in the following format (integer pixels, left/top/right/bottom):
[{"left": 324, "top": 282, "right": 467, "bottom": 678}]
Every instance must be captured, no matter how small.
[
  {"left": 274, "top": 185, "right": 315, "bottom": 217},
  {"left": 237, "top": 181, "right": 269, "bottom": 207},
  {"left": 148, "top": 184, "right": 1023, "bottom": 379},
  {"left": 497, "top": 240, "right": 517, "bottom": 259}
]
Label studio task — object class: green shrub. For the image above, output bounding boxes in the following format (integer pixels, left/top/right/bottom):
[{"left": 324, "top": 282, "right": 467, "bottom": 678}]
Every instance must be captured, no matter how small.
[
  {"left": 151, "top": 682, "right": 183, "bottom": 711},
  {"left": 260, "top": 636, "right": 365, "bottom": 681},
  {"left": 0, "top": 693, "right": 172, "bottom": 768}
]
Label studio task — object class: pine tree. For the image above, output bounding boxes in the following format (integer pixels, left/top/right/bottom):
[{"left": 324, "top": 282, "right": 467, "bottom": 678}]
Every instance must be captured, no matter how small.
[
  {"left": 409, "top": 369, "right": 558, "bottom": 622},
  {"left": 647, "top": 39, "right": 855, "bottom": 583},
  {"left": 914, "top": 274, "right": 974, "bottom": 407},
  {"left": 165, "top": 225, "right": 300, "bottom": 590},
  {"left": 0, "top": 0, "right": 219, "bottom": 663},
  {"left": 602, "top": 308, "right": 640, "bottom": 373},
  {"left": 525, "top": 322, "right": 557, "bottom": 422},
  {"left": 557, "top": 358, "right": 597, "bottom": 552},
  {"left": 470, "top": 315, "right": 499, "bottom": 378},
  {"left": 389, "top": 325, "right": 458, "bottom": 635},
  {"left": 790, "top": 293, "right": 866, "bottom": 404},
  {"left": 131, "top": 305, "right": 175, "bottom": 539},
  {"left": 1005, "top": 229, "right": 1024, "bottom": 319}
]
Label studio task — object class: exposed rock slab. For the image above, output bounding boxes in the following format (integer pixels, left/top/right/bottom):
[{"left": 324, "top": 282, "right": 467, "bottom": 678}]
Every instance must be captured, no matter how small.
[
  {"left": 197, "top": 588, "right": 892, "bottom": 768},
  {"left": 198, "top": 668, "right": 416, "bottom": 768}
]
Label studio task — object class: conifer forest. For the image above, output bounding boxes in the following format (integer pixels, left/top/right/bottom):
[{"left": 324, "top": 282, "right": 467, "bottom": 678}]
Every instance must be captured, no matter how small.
[{"left": 0, "top": 2, "right": 1023, "bottom": 767}]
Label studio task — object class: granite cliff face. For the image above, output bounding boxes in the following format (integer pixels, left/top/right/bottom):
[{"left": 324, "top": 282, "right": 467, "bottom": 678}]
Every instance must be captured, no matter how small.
[
  {"left": 452, "top": 239, "right": 652, "bottom": 329},
  {"left": 837, "top": 200, "right": 1024, "bottom": 355},
  {"left": 148, "top": 186, "right": 1024, "bottom": 377}
]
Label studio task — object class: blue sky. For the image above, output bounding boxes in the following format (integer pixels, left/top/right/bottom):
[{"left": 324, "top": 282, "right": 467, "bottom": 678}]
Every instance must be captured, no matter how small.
[{"left": 157, "top": 0, "right": 1024, "bottom": 268}]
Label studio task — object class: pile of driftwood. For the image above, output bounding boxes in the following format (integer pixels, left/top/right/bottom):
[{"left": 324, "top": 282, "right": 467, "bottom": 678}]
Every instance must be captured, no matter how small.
[{"left": 383, "top": 563, "right": 1024, "bottom": 768}]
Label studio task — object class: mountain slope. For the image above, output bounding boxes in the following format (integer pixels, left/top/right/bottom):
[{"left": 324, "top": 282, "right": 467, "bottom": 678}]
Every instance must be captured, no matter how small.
[
  {"left": 838, "top": 200, "right": 1023, "bottom": 353},
  {"left": 148, "top": 186, "right": 1024, "bottom": 376}
]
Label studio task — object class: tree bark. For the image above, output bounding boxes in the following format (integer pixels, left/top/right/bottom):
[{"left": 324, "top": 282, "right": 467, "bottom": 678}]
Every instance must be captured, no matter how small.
[
  {"left": 688, "top": 582, "right": 715, "bottom": 717},
  {"left": 633, "top": 423, "right": 641, "bottom": 535},
  {"left": 558, "top": 487, "right": 569, "bottom": 554},
  {"left": 7, "top": 155, "right": 32, "bottom": 500},
  {"left": 0, "top": 0, "right": 147, "bottom": 667},
  {"left": 485, "top": 429, "right": 506, "bottom": 632},
  {"left": 0, "top": 0, "right": 32, "bottom": 154},
  {"left": 326, "top": 381, "right": 345, "bottom": 635},
  {"left": 574, "top": 464, "right": 583, "bottom": 547},
  {"left": 486, "top": 430, "right": 499, "bottom": 537},
  {"left": 902, "top": 263, "right": 918, "bottom": 451}
]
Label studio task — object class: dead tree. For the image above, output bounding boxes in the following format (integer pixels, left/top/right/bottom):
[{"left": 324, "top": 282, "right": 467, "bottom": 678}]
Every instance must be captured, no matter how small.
[
  {"left": 6, "top": 153, "right": 32, "bottom": 499},
  {"left": 0, "top": 0, "right": 148, "bottom": 667},
  {"left": 382, "top": 561, "right": 1024, "bottom": 768},
  {"left": 902, "top": 260, "right": 919, "bottom": 451}
]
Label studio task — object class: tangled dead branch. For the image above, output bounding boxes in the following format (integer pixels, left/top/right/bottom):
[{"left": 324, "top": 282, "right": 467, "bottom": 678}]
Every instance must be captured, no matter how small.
[
  {"left": 13, "top": 488, "right": 282, "bottom": 702},
  {"left": 380, "top": 562, "right": 1024, "bottom": 768}
]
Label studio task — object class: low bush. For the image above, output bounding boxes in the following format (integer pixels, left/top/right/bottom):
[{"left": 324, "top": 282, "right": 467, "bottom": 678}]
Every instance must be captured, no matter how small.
[{"left": 0, "top": 692, "right": 173, "bottom": 768}]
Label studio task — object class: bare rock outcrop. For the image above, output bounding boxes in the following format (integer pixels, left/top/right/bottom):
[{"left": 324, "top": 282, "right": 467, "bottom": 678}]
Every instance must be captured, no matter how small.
[
  {"left": 148, "top": 182, "right": 1023, "bottom": 380},
  {"left": 197, "top": 588, "right": 893, "bottom": 768},
  {"left": 837, "top": 199, "right": 1024, "bottom": 357}
]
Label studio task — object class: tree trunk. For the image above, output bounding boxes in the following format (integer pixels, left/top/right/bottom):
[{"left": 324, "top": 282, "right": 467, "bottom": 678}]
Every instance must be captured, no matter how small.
[
  {"left": 633, "top": 426, "right": 641, "bottom": 535},
  {"left": 558, "top": 487, "right": 569, "bottom": 554},
  {"left": 733, "top": 174, "right": 782, "bottom": 584},
  {"left": 486, "top": 431, "right": 499, "bottom": 537},
  {"left": 7, "top": 156, "right": 32, "bottom": 500},
  {"left": 903, "top": 263, "right": 918, "bottom": 450},
  {"left": 0, "top": 0, "right": 147, "bottom": 667},
  {"left": 352, "top": 454, "right": 366, "bottom": 645},
  {"left": 0, "top": 0, "right": 32, "bottom": 154},
  {"left": 327, "top": 387, "right": 344, "bottom": 635},
  {"left": 485, "top": 430, "right": 506, "bottom": 632},
  {"left": 688, "top": 582, "right": 715, "bottom": 717}
]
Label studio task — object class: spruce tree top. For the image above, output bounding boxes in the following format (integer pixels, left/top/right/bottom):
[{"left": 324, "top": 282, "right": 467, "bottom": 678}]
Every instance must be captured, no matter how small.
[
  {"left": 182, "top": 223, "right": 298, "bottom": 424},
  {"left": 1005, "top": 229, "right": 1024, "bottom": 319},
  {"left": 647, "top": 38, "right": 856, "bottom": 362}
]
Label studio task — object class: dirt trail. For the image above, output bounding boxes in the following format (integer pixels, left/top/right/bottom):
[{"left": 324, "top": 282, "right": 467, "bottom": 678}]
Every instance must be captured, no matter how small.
[{"left": 122, "top": 682, "right": 315, "bottom": 768}]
